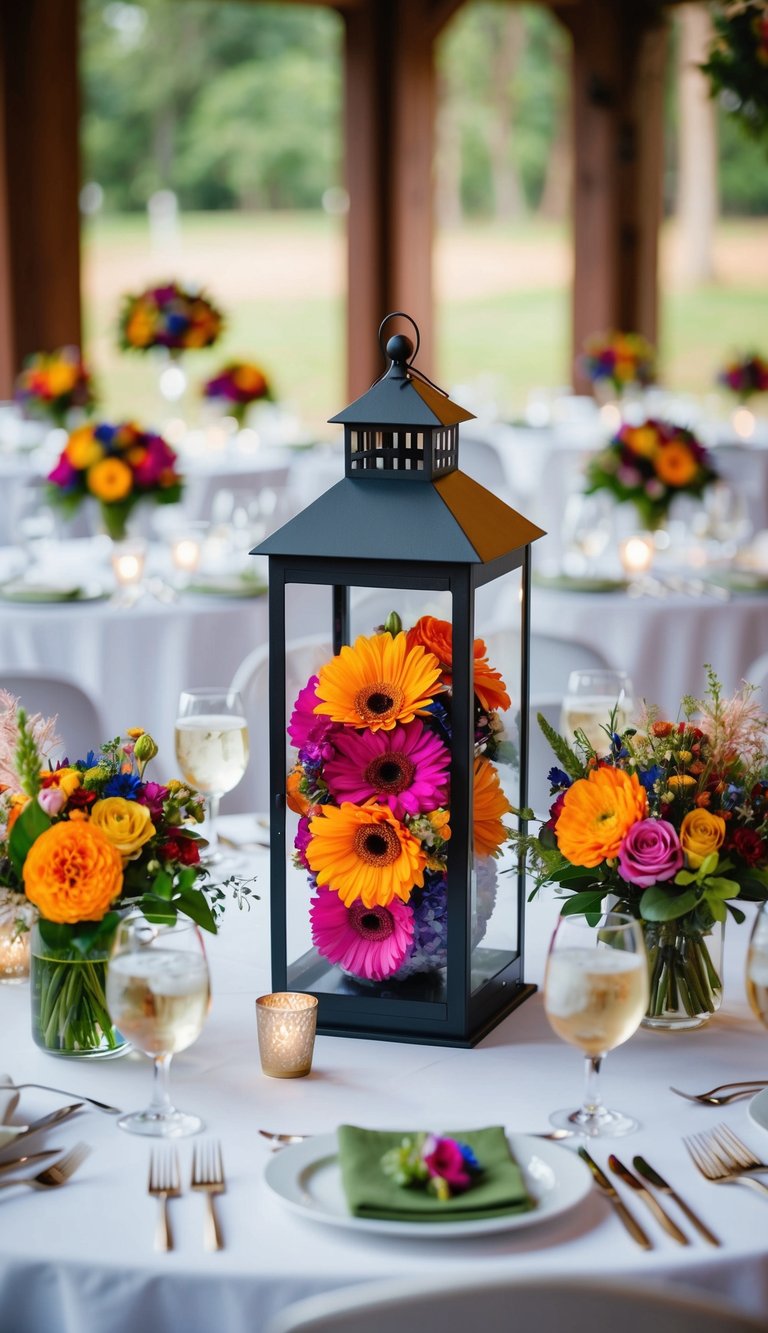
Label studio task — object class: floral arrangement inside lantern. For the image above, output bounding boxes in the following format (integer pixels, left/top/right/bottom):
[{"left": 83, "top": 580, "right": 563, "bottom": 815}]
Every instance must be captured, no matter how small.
[
  {"left": 286, "top": 614, "right": 513, "bottom": 984},
  {"left": 46, "top": 420, "right": 183, "bottom": 541},
  {"left": 585, "top": 418, "right": 718, "bottom": 530}
]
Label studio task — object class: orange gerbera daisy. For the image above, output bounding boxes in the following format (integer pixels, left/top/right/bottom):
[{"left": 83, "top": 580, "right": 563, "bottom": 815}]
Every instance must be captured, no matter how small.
[
  {"left": 87, "top": 456, "right": 133, "bottom": 502},
  {"left": 473, "top": 757, "right": 511, "bottom": 857},
  {"left": 314, "top": 632, "right": 441, "bottom": 732},
  {"left": 654, "top": 441, "right": 698, "bottom": 487},
  {"left": 555, "top": 766, "right": 648, "bottom": 868},
  {"left": 306, "top": 802, "right": 426, "bottom": 908},
  {"left": 406, "top": 616, "right": 511, "bottom": 713}
]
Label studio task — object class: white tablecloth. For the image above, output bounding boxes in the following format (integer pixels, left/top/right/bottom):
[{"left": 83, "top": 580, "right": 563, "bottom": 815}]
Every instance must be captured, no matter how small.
[
  {"left": 1, "top": 836, "right": 767, "bottom": 1333},
  {"left": 531, "top": 585, "right": 768, "bottom": 716}
]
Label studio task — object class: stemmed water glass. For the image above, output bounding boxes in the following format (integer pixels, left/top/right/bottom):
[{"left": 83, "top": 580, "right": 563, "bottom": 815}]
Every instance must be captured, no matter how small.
[
  {"left": 560, "top": 669, "right": 634, "bottom": 754},
  {"left": 543, "top": 910, "right": 648, "bottom": 1137},
  {"left": 175, "top": 687, "right": 249, "bottom": 861},
  {"left": 106, "top": 912, "right": 211, "bottom": 1137},
  {"left": 746, "top": 901, "right": 768, "bottom": 1028}
]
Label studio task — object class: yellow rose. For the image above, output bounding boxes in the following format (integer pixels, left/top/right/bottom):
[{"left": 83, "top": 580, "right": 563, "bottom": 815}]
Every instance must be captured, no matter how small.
[
  {"left": 679, "top": 809, "right": 726, "bottom": 870},
  {"left": 47, "top": 362, "right": 79, "bottom": 397},
  {"left": 90, "top": 797, "right": 155, "bottom": 861},
  {"left": 66, "top": 426, "right": 103, "bottom": 471}
]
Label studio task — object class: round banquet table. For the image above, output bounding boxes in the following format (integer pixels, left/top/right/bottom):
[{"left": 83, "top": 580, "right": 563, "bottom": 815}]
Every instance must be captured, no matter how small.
[
  {"left": 531, "top": 584, "right": 768, "bottom": 716},
  {"left": 1, "top": 832, "right": 767, "bottom": 1333}
]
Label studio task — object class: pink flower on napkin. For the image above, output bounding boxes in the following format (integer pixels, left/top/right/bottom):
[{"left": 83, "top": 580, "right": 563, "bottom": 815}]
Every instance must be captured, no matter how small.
[{"left": 422, "top": 1136, "right": 474, "bottom": 1193}]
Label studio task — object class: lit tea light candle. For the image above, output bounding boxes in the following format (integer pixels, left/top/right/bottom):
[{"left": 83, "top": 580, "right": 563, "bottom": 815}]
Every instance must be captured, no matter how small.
[
  {"left": 0, "top": 894, "right": 35, "bottom": 984},
  {"left": 171, "top": 536, "right": 201, "bottom": 575},
  {"left": 256, "top": 992, "right": 318, "bottom": 1078},
  {"left": 599, "top": 402, "right": 622, "bottom": 434},
  {"left": 111, "top": 540, "right": 146, "bottom": 588},
  {"left": 619, "top": 534, "right": 654, "bottom": 577},
  {"left": 732, "top": 406, "right": 756, "bottom": 440}
]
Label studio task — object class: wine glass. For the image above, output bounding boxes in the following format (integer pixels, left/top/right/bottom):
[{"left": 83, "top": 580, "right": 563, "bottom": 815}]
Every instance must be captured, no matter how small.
[
  {"left": 175, "top": 687, "right": 249, "bottom": 861},
  {"left": 543, "top": 910, "right": 648, "bottom": 1137},
  {"left": 106, "top": 912, "right": 211, "bottom": 1137},
  {"left": 746, "top": 902, "right": 768, "bottom": 1028},
  {"left": 560, "top": 669, "right": 634, "bottom": 754}
]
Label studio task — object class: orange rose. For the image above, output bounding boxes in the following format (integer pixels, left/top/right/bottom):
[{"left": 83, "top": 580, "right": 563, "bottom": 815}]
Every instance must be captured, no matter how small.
[
  {"left": 23, "top": 821, "right": 123, "bottom": 923},
  {"left": 556, "top": 766, "right": 648, "bottom": 868},
  {"left": 406, "top": 616, "right": 511, "bottom": 713},
  {"left": 680, "top": 809, "right": 725, "bottom": 869}
]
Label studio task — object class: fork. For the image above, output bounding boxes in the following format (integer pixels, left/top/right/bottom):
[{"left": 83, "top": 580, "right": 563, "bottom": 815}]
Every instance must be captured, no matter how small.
[
  {"left": 148, "top": 1148, "right": 181, "bottom": 1252},
  {"left": 0, "top": 1142, "right": 91, "bottom": 1192},
  {"left": 191, "top": 1140, "right": 225, "bottom": 1251},
  {"left": 671, "top": 1081, "right": 768, "bottom": 1106},
  {"left": 683, "top": 1128, "right": 768, "bottom": 1200}
]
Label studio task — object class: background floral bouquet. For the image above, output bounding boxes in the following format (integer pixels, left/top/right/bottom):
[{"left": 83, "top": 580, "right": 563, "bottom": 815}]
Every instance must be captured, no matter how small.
[
  {"left": 202, "top": 360, "right": 273, "bottom": 427},
  {"left": 718, "top": 351, "right": 768, "bottom": 403},
  {"left": 0, "top": 697, "right": 221, "bottom": 1055},
  {"left": 580, "top": 331, "right": 656, "bottom": 396},
  {"left": 46, "top": 420, "right": 183, "bottom": 541},
  {"left": 286, "top": 614, "right": 513, "bottom": 984},
  {"left": 515, "top": 668, "right": 768, "bottom": 1026},
  {"left": 702, "top": 1, "right": 768, "bottom": 142},
  {"left": 118, "top": 280, "right": 224, "bottom": 352},
  {"left": 14, "top": 346, "right": 96, "bottom": 428},
  {"left": 585, "top": 417, "right": 718, "bottom": 530}
]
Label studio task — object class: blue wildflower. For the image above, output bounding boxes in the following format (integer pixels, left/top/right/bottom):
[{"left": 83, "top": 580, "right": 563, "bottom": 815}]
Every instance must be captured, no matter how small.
[
  {"left": 458, "top": 1142, "right": 482, "bottom": 1173},
  {"left": 74, "top": 749, "right": 100, "bottom": 771},
  {"left": 547, "top": 766, "right": 571, "bottom": 790},
  {"left": 103, "top": 771, "right": 143, "bottom": 799},
  {"left": 722, "top": 783, "right": 743, "bottom": 809},
  {"left": 638, "top": 765, "right": 662, "bottom": 790},
  {"left": 424, "top": 698, "right": 452, "bottom": 747},
  {"left": 94, "top": 422, "right": 117, "bottom": 448},
  {"left": 610, "top": 733, "right": 629, "bottom": 759}
]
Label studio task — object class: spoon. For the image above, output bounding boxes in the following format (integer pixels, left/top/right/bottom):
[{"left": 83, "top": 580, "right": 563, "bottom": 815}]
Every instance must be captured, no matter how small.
[
  {"left": 5, "top": 1084, "right": 121, "bottom": 1114},
  {"left": 670, "top": 1082, "right": 768, "bottom": 1106}
]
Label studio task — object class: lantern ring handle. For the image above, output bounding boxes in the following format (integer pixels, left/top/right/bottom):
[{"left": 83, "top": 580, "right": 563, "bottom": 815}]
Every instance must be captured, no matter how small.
[{"left": 378, "top": 311, "right": 420, "bottom": 364}]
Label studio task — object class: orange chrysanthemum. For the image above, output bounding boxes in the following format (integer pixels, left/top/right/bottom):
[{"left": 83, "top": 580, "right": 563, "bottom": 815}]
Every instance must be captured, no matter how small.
[
  {"left": 555, "top": 766, "right": 648, "bottom": 868},
  {"left": 314, "top": 632, "right": 441, "bottom": 732},
  {"left": 406, "top": 616, "right": 511, "bottom": 713},
  {"left": 473, "top": 757, "right": 511, "bottom": 857},
  {"left": 306, "top": 802, "right": 426, "bottom": 908},
  {"left": 23, "top": 820, "right": 123, "bottom": 924},
  {"left": 654, "top": 442, "right": 698, "bottom": 487},
  {"left": 87, "top": 456, "right": 133, "bottom": 502}
]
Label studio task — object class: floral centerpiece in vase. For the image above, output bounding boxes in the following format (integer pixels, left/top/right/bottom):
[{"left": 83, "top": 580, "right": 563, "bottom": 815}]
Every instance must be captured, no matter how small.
[
  {"left": 14, "top": 346, "right": 96, "bottom": 430},
  {"left": 46, "top": 420, "right": 183, "bottom": 541},
  {"left": 718, "top": 352, "right": 768, "bottom": 404},
  {"left": 580, "top": 331, "right": 656, "bottom": 403},
  {"left": 287, "top": 614, "right": 513, "bottom": 985},
  {"left": 118, "top": 280, "right": 225, "bottom": 406},
  {"left": 0, "top": 705, "right": 228, "bottom": 1058},
  {"left": 202, "top": 360, "right": 273, "bottom": 428},
  {"left": 514, "top": 668, "right": 768, "bottom": 1029},
  {"left": 585, "top": 418, "right": 718, "bottom": 531}
]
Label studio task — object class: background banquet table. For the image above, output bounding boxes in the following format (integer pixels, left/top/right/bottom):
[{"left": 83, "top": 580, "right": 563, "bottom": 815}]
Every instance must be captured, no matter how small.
[{"left": 1, "top": 837, "right": 767, "bottom": 1333}]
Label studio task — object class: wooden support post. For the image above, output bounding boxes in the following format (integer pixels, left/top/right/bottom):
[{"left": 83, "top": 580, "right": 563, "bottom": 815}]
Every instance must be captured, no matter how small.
[
  {"left": 342, "top": 0, "right": 463, "bottom": 396},
  {"left": 0, "top": 0, "right": 82, "bottom": 394},
  {"left": 557, "top": 1, "right": 668, "bottom": 391}
]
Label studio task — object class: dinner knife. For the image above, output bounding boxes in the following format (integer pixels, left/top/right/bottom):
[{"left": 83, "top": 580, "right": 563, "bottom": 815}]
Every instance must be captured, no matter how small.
[
  {"left": 0, "top": 1150, "right": 59, "bottom": 1176},
  {"left": 608, "top": 1155, "right": 689, "bottom": 1245},
  {"left": 1, "top": 1103, "right": 84, "bottom": 1147},
  {"left": 633, "top": 1155, "right": 721, "bottom": 1248},
  {"left": 578, "top": 1148, "right": 653, "bottom": 1250}
]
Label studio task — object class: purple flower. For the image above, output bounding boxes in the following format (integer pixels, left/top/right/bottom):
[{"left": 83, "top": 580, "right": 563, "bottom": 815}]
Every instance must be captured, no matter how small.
[
  {"left": 288, "top": 676, "right": 337, "bottom": 759},
  {"left": 618, "top": 818, "right": 683, "bottom": 888},
  {"left": 47, "top": 456, "right": 79, "bottom": 489},
  {"left": 294, "top": 815, "right": 312, "bottom": 869},
  {"left": 422, "top": 1137, "right": 474, "bottom": 1193},
  {"left": 138, "top": 780, "right": 169, "bottom": 819}
]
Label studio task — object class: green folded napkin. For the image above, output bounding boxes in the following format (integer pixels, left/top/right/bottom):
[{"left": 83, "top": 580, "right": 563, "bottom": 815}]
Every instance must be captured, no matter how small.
[
  {"left": 185, "top": 573, "right": 267, "bottom": 598},
  {"left": 0, "top": 580, "right": 84, "bottom": 603},
  {"left": 533, "top": 571, "right": 627, "bottom": 594},
  {"left": 337, "top": 1124, "right": 533, "bottom": 1222}
]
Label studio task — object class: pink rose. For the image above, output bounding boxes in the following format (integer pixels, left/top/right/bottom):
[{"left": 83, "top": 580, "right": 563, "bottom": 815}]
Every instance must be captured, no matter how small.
[
  {"left": 618, "top": 818, "right": 683, "bottom": 888},
  {"left": 38, "top": 787, "right": 67, "bottom": 817}
]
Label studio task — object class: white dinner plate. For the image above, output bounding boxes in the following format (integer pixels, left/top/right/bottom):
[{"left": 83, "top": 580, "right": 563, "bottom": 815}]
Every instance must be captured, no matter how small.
[
  {"left": 263, "top": 1132, "right": 591, "bottom": 1239},
  {"left": 747, "top": 1087, "right": 768, "bottom": 1133}
]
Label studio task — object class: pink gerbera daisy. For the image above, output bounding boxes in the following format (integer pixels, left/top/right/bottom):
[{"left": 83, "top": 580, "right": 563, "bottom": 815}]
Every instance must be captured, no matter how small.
[
  {"left": 310, "top": 887, "right": 414, "bottom": 981},
  {"left": 288, "top": 675, "right": 337, "bottom": 762},
  {"left": 323, "top": 719, "right": 449, "bottom": 820}
]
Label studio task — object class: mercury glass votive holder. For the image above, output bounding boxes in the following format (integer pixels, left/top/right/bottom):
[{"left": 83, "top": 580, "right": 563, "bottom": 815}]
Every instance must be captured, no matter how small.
[{"left": 256, "top": 992, "right": 318, "bottom": 1078}]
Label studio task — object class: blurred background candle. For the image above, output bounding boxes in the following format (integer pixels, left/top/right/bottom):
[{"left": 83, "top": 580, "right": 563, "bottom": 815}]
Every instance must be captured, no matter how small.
[
  {"left": 256, "top": 992, "right": 318, "bottom": 1078},
  {"left": 732, "top": 406, "right": 756, "bottom": 440},
  {"left": 171, "top": 534, "right": 202, "bottom": 576},
  {"left": 619, "top": 534, "right": 654, "bottom": 578},
  {"left": 111, "top": 539, "right": 147, "bottom": 588}
]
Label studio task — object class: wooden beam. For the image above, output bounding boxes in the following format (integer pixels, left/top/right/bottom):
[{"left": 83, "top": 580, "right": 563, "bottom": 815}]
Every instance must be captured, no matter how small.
[
  {"left": 0, "top": 0, "right": 82, "bottom": 393},
  {"left": 342, "top": 0, "right": 461, "bottom": 396},
  {"left": 556, "top": 0, "right": 669, "bottom": 391}
]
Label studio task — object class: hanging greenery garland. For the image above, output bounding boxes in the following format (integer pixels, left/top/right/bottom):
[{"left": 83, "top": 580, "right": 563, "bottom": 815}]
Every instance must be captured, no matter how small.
[{"left": 701, "top": 1, "right": 768, "bottom": 140}]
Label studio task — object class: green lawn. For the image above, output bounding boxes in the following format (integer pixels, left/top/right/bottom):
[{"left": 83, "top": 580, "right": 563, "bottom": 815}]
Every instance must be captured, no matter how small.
[{"left": 81, "top": 211, "right": 768, "bottom": 433}]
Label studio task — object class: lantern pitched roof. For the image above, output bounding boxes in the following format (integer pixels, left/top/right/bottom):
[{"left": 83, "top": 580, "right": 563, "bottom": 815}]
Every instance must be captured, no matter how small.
[
  {"left": 254, "top": 471, "right": 545, "bottom": 565},
  {"left": 328, "top": 369, "right": 475, "bottom": 429}
]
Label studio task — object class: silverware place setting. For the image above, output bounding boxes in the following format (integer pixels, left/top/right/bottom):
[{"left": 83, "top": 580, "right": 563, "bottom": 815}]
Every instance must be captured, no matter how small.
[
  {"left": 148, "top": 1141, "right": 227, "bottom": 1252},
  {"left": 670, "top": 1080, "right": 768, "bottom": 1106},
  {"left": 0, "top": 1143, "right": 91, "bottom": 1193},
  {"left": 3, "top": 1083, "right": 122, "bottom": 1114},
  {"left": 684, "top": 1124, "right": 768, "bottom": 1200},
  {"left": 580, "top": 1146, "right": 722, "bottom": 1250}
]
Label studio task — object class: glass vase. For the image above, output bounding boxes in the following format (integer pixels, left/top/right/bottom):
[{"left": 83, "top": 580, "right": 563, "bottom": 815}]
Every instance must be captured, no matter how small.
[
  {"left": 641, "top": 917, "right": 724, "bottom": 1030},
  {"left": 30, "top": 920, "right": 129, "bottom": 1059},
  {"left": 0, "top": 889, "right": 36, "bottom": 984}
]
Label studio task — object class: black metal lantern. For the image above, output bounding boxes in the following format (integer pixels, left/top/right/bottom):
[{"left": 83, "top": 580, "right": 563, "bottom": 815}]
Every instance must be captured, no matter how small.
[{"left": 255, "top": 314, "right": 544, "bottom": 1046}]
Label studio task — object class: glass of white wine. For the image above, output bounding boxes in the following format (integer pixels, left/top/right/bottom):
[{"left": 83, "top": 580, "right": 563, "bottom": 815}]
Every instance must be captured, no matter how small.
[
  {"left": 175, "top": 687, "right": 249, "bottom": 862},
  {"left": 106, "top": 912, "right": 211, "bottom": 1137},
  {"left": 544, "top": 910, "right": 648, "bottom": 1137},
  {"left": 560, "top": 669, "right": 634, "bottom": 755},
  {"left": 746, "top": 901, "right": 768, "bottom": 1028}
]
